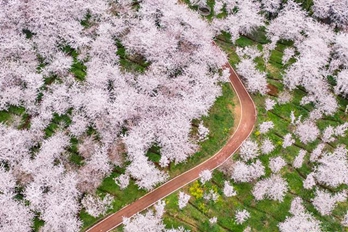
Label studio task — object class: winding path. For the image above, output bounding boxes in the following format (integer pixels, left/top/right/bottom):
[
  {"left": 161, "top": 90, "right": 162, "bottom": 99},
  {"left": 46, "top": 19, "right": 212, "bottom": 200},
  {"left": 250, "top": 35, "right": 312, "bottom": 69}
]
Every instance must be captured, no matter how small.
[{"left": 86, "top": 45, "right": 257, "bottom": 232}]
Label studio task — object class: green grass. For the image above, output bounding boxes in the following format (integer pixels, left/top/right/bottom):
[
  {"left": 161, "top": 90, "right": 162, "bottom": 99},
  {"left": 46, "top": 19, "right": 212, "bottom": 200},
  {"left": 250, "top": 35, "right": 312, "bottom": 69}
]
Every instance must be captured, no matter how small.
[
  {"left": 44, "top": 111, "right": 72, "bottom": 138},
  {"left": 0, "top": 105, "right": 30, "bottom": 129},
  {"left": 116, "top": 40, "right": 150, "bottom": 73}
]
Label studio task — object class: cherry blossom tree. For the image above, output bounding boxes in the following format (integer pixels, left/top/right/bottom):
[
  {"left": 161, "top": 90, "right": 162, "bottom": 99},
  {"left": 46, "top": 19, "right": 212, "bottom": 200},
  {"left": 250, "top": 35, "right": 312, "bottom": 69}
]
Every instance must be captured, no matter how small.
[
  {"left": 236, "top": 59, "right": 268, "bottom": 95},
  {"left": 178, "top": 192, "right": 190, "bottom": 209},
  {"left": 81, "top": 194, "right": 114, "bottom": 218},
  {"left": 315, "top": 146, "right": 348, "bottom": 187},
  {"left": 231, "top": 160, "right": 265, "bottom": 183},
  {"left": 295, "top": 120, "right": 320, "bottom": 144},
  {"left": 198, "top": 122, "right": 209, "bottom": 142},
  {"left": 269, "top": 156, "right": 286, "bottom": 173},
  {"left": 279, "top": 197, "right": 322, "bottom": 232},
  {"left": 199, "top": 170, "right": 212, "bottom": 184},
  {"left": 236, "top": 46, "right": 262, "bottom": 60},
  {"left": 114, "top": 174, "right": 130, "bottom": 190},
  {"left": 212, "top": 0, "right": 264, "bottom": 42},
  {"left": 303, "top": 173, "right": 316, "bottom": 190},
  {"left": 209, "top": 217, "right": 218, "bottom": 225},
  {"left": 310, "top": 143, "right": 326, "bottom": 162},
  {"left": 278, "top": 91, "right": 292, "bottom": 104},
  {"left": 312, "top": 189, "right": 347, "bottom": 216},
  {"left": 293, "top": 150, "right": 306, "bottom": 169},
  {"left": 223, "top": 181, "right": 237, "bottom": 197},
  {"left": 332, "top": 33, "right": 348, "bottom": 69},
  {"left": 265, "top": 98, "right": 277, "bottom": 111},
  {"left": 0, "top": 166, "right": 34, "bottom": 231},
  {"left": 334, "top": 122, "right": 348, "bottom": 137},
  {"left": 335, "top": 69, "right": 348, "bottom": 97},
  {"left": 77, "top": 146, "right": 112, "bottom": 193},
  {"left": 282, "top": 133, "right": 295, "bottom": 148},
  {"left": 213, "top": 1, "right": 224, "bottom": 15},
  {"left": 123, "top": 201, "right": 166, "bottom": 232},
  {"left": 322, "top": 125, "right": 336, "bottom": 143},
  {"left": 261, "top": 0, "right": 282, "bottom": 14},
  {"left": 259, "top": 121, "right": 274, "bottom": 134},
  {"left": 204, "top": 189, "right": 219, "bottom": 202},
  {"left": 235, "top": 209, "right": 250, "bottom": 224},
  {"left": 312, "top": 0, "right": 348, "bottom": 28},
  {"left": 252, "top": 174, "right": 288, "bottom": 202},
  {"left": 267, "top": 0, "right": 308, "bottom": 43},
  {"left": 260, "top": 138, "right": 275, "bottom": 155},
  {"left": 342, "top": 211, "right": 348, "bottom": 227},
  {"left": 282, "top": 48, "right": 296, "bottom": 65},
  {"left": 239, "top": 139, "right": 260, "bottom": 161}
]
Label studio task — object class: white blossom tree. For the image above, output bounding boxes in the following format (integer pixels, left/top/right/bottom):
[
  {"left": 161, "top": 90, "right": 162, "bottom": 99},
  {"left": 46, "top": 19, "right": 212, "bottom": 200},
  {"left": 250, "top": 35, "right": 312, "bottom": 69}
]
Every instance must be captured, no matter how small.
[
  {"left": 322, "top": 125, "right": 336, "bottom": 143},
  {"left": 239, "top": 139, "right": 260, "bottom": 161},
  {"left": 203, "top": 189, "right": 219, "bottom": 202},
  {"left": 212, "top": 0, "right": 264, "bottom": 42},
  {"left": 303, "top": 173, "right": 316, "bottom": 190},
  {"left": 178, "top": 192, "right": 190, "bottom": 209},
  {"left": 265, "top": 98, "right": 277, "bottom": 111},
  {"left": 114, "top": 174, "right": 130, "bottom": 190},
  {"left": 342, "top": 211, "right": 348, "bottom": 227},
  {"left": 223, "top": 181, "right": 237, "bottom": 197},
  {"left": 310, "top": 143, "right": 326, "bottom": 162},
  {"left": 312, "top": 189, "right": 347, "bottom": 216},
  {"left": 282, "top": 48, "right": 295, "bottom": 64},
  {"left": 252, "top": 174, "right": 288, "bottom": 202},
  {"left": 199, "top": 170, "right": 212, "bottom": 184},
  {"left": 232, "top": 160, "right": 265, "bottom": 183},
  {"left": 293, "top": 150, "right": 306, "bottom": 169},
  {"left": 209, "top": 217, "right": 218, "bottom": 224},
  {"left": 335, "top": 69, "right": 348, "bottom": 97},
  {"left": 198, "top": 122, "right": 209, "bottom": 142},
  {"left": 315, "top": 146, "right": 348, "bottom": 187},
  {"left": 260, "top": 138, "right": 275, "bottom": 155},
  {"left": 295, "top": 120, "right": 320, "bottom": 144},
  {"left": 282, "top": 133, "right": 295, "bottom": 148},
  {"left": 278, "top": 197, "right": 322, "bottom": 232},
  {"left": 259, "top": 121, "right": 274, "bottom": 134},
  {"left": 81, "top": 194, "right": 114, "bottom": 218},
  {"left": 236, "top": 59, "right": 268, "bottom": 95},
  {"left": 269, "top": 156, "right": 286, "bottom": 173},
  {"left": 123, "top": 201, "right": 166, "bottom": 232},
  {"left": 312, "top": 0, "right": 348, "bottom": 28},
  {"left": 235, "top": 209, "right": 250, "bottom": 224}
]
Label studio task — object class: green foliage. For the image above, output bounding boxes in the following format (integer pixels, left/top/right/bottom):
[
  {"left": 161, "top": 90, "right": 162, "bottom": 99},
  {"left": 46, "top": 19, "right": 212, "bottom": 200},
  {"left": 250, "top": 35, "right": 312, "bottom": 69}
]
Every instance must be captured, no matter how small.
[
  {"left": 0, "top": 105, "right": 30, "bottom": 129},
  {"left": 145, "top": 144, "right": 162, "bottom": 163},
  {"left": 80, "top": 12, "right": 92, "bottom": 28},
  {"left": 22, "top": 29, "right": 35, "bottom": 39},
  {"left": 44, "top": 112, "right": 72, "bottom": 138},
  {"left": 116, "top": 40, "right": 150, "bottom": 73},
  {"left": 71, "top": 60, "right": 87, "bottom": 81},
  {"left": 189, "top": 181, "right": 204, "bottom": 199},
  {"left": 33, "top": 214, "right": 45, "bottom": 232}
]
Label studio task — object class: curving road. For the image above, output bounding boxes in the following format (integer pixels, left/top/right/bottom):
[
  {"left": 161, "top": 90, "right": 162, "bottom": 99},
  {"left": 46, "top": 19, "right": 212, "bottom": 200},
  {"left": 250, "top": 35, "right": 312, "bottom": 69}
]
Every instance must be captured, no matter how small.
[{"left": 86, "top": 45, "right": 257, "bottom": 232}]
